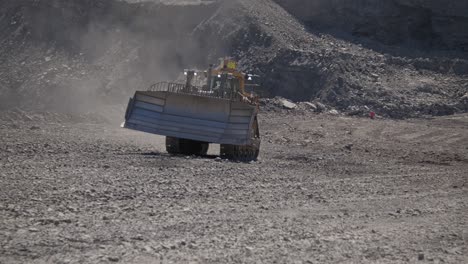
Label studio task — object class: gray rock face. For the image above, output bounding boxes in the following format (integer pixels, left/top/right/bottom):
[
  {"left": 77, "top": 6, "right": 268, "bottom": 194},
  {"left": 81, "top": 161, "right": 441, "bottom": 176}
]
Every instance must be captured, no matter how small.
[{"left": 274, "top": 0, "right": 468, "bottom": 51}]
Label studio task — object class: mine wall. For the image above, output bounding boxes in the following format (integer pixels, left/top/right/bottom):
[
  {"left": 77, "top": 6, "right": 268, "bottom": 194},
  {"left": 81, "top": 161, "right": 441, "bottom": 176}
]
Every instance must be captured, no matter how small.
[
  {"left": 0, "top": 0, "right": 467, "bottom": 118},
  {"left": 274, "top": 0, "right": 468, "bottom": 51}
]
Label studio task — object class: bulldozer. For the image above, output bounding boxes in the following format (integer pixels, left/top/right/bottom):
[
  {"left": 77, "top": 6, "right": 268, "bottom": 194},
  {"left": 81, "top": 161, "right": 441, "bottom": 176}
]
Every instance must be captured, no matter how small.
[{"left": 123, "top": 59, "right": 261, "bottom": 161}]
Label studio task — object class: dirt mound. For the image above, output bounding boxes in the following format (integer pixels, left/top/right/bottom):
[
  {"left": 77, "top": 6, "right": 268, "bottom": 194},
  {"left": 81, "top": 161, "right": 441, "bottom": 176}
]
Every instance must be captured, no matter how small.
[
  {"left": 0, "top": 0, "right": 467, "bottom": 119},
  {"left": 200, "top": 0, "right": 468, "bottom": 118}
]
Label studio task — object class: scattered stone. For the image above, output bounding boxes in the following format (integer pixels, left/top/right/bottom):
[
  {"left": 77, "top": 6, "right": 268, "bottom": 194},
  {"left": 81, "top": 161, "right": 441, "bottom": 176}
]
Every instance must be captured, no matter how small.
[
  {"left": 344, "top": 144, "right": 353, "bottom": 151},
  {"left": 66, "top": 206, "right": 78, "bottom": 212},
  {"left": 315, "top": 102, "right": 327, "bottom": 112},
  {"left": 245, "top": 246, "right": 254, "bottom": 256},
  {"left": 61, "top": 219, "right": 72, "bottom": 224},
  {"left": 188, "top": 242, "right": 198, "bottom": 249},
  {"left": 328, "top": 109, "right": 339, "bottom": 115},
  {"left": 143, "top": 245, "right": 153, "bottom": 252},
  {"left": 418, "top": 253, "right": 425, "bottom": 261},
  {"left": 132, "top": 234, "right": 144, "bottom": 241},
  {"left": 280, "top": 99, "right": 297, "bottom": 110},
  {"left": 30, "top": 126, "right": 40, "bottom": 130},
  {"left": 303, "top": 102, "right": 317, "bottom": 110},
  {"left": 108, "top": 256, "right": 120, "bottom": 262}
]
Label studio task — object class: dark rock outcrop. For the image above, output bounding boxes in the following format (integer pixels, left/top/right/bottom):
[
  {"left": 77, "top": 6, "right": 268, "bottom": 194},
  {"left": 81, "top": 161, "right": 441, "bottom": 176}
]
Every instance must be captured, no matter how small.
[{"left": 274, "top": 0, "right": 468, "bottom": 51}]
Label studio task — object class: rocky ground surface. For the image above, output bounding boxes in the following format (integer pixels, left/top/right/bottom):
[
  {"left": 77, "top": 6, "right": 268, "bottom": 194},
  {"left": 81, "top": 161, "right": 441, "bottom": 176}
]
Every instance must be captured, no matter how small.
[
  {"left": 1, "top": 1, "right": 467, "bottom": 262},
  {"left": 1, "top": 111, "right": 467, "bottom": 263}
]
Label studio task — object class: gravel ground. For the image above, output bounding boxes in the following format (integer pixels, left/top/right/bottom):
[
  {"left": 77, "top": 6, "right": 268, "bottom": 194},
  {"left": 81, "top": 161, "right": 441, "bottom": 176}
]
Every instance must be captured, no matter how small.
[{"left": 1, "top": 111, "right": 467, "bottom": 263}]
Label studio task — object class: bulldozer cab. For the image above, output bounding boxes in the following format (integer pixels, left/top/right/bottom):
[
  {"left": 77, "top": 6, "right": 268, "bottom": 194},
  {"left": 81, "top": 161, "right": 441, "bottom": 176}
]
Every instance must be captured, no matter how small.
[{"left": 210, "top": 73, "right": 240, "bottom": 97}]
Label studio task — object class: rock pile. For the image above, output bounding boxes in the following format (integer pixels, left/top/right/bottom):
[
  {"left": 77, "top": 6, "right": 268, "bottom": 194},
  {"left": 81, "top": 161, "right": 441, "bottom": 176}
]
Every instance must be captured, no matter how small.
[{"left": 0, "top": 0, "right": 466, "bottom": 119}]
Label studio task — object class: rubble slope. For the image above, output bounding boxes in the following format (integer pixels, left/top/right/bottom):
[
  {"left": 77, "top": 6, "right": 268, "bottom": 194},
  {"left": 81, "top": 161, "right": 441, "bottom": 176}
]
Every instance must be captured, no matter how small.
[{"left": 0, "top": 0, "right": 467, "bottom": 118}]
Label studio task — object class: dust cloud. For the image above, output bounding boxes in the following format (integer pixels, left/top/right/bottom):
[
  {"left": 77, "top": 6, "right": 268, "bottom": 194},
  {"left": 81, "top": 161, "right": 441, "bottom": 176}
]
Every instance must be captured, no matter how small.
[{"left": 0, "top": 0, "right": 222, "bottom": 122}]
